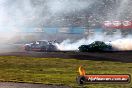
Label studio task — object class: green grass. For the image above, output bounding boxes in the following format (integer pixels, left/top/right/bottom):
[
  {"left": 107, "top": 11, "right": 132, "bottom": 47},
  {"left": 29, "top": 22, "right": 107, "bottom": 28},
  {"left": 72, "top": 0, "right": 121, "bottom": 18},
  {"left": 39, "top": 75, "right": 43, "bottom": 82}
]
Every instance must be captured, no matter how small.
[{"left": 0, "top": 56, "right": 132, "bottom": 88}]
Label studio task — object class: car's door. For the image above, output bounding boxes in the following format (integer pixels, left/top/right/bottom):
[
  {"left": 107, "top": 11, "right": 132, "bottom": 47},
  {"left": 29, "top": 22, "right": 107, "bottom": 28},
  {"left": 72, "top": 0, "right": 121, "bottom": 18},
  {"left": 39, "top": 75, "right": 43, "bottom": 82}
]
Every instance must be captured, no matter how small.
[{"left": 31, "top": 42, "right": 41, "bottom": 51}]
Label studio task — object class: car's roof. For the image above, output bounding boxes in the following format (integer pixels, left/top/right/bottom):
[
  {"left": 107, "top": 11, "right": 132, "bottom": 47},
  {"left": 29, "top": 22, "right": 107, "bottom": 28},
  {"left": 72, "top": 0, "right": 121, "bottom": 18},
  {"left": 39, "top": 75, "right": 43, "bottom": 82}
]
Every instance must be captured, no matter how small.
[{"left": 37, "top": 40, "right": 48, "bottom": 42}]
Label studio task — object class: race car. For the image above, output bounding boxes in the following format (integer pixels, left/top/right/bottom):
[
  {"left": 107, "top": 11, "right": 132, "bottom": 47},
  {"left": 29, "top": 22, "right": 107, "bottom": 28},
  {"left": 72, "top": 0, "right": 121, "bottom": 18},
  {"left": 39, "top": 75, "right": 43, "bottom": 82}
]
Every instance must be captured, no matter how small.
[
  {"left": 24, "top": 40, "right": 58, "bottom": 52},
  {"left": 78, "top": 41, "right": 112, "bottom": 52}
]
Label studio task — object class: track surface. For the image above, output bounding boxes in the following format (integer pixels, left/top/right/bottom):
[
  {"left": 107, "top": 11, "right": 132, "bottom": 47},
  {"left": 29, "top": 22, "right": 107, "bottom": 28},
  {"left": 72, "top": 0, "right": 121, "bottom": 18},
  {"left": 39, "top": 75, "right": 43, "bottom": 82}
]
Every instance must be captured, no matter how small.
[
  {"left": 0, "top": 44, "right": 132, "bottom": 63},
  {"left": 0, "top": 51, "right": 132, "bottom": 63}
]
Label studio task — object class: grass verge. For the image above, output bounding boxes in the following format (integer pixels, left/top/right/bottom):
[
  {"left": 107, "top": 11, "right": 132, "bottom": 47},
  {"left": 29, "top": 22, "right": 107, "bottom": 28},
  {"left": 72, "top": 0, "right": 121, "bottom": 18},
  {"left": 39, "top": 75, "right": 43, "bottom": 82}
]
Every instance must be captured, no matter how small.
[{"left": 0, "top": 56, "right": 131, "bottom": 88}]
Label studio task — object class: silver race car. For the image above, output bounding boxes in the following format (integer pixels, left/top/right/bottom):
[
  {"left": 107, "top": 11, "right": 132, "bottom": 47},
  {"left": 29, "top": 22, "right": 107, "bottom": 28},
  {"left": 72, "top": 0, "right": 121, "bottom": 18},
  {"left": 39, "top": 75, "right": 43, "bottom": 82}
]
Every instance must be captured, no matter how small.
[{"left": 24, "top": 40, "right": 58, "bottom": 52}]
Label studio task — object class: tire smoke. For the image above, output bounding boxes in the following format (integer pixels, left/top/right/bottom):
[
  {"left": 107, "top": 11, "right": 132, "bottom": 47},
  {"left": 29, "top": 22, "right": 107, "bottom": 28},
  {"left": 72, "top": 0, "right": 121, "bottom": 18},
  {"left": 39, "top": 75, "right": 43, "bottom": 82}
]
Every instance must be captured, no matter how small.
[{"left": 56, "top": 31, "right": 132, "bottom": 51}]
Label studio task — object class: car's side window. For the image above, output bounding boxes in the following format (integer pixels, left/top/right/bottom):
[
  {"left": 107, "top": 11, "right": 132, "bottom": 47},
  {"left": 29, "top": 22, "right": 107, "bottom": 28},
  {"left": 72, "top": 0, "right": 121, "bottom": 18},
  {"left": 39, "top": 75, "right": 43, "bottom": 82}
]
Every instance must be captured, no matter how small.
[
  {"left": 36, "top": 41, "right": 39, "bottom": 45},
  {"left": 41, "top": 41, "right": 48, "bottom": 46}
]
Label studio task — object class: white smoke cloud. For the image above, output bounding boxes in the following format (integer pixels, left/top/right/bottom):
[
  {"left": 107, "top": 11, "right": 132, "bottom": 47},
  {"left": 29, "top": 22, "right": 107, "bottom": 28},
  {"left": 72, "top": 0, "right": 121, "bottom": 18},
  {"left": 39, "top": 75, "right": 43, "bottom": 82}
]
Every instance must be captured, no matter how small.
[
  {"left": 56, "top": 31, "right": 132, "bottom": 51},
  {"left": 0, "top": 0, "right": 132, "bottom": 52},
  {"left": 48, "top": 0, "right": 96, "bottom": 14},
  {"left": 0, "top": 0, "right": 96, "bottom": 38},
  {"left": 111, "top": 38, "right": 132, "bottom": 51}
]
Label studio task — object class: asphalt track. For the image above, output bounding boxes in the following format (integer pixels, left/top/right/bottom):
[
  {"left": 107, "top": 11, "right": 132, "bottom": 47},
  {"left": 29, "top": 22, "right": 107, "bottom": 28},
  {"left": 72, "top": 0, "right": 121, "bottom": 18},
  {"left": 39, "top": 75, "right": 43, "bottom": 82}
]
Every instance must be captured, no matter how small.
[
  {"left": 0, "top": 51, "right": 132, "bottom": 63},
  {"left": 1, "top": 44, "right": 132, "bottom": 63}
]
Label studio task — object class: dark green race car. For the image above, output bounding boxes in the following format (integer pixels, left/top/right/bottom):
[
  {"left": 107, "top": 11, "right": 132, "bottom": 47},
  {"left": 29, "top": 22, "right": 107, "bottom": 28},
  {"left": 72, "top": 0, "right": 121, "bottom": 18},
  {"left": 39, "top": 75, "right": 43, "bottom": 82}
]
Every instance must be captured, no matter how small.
[{"left": 79, "top": 41, "right": 112, "bottom": 52}]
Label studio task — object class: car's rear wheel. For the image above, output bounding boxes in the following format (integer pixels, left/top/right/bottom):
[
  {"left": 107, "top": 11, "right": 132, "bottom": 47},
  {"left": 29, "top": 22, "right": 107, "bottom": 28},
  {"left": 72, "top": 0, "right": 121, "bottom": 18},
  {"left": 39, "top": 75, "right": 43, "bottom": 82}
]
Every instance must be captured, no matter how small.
[{"left": 48, "top": 45, "right": 57, "bottom": 52}]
